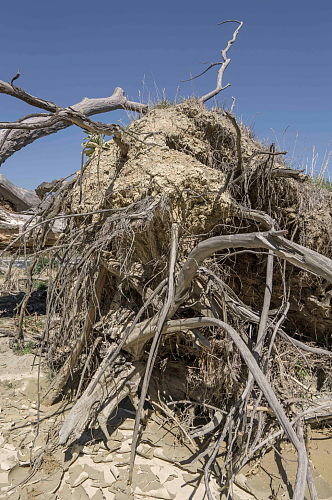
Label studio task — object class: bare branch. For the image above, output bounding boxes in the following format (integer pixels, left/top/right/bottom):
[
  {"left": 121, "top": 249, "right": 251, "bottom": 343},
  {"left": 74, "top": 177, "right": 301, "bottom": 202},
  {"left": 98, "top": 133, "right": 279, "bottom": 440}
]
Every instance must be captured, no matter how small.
[
  {"left": 10, "top": 69, "right": 20, "bottom": 86},
  {"left": 200, "top": 20, "right": 243, "bottom": 103},
  {"left": 230, "top": 96, "right": 236, "bottom": 113},
  {"left": 0, "top": 115, "right": 66, "bottom": 130},
  {"left": 170, "top": 230, "right": 332, "bottom": 316},
  {"left": 224, "top": 110, "right": 243, "bottom": 176},
  {"left": 180, "top": 62, "right": 222, "bottom": 83},
  {"left": 0, "top": 84, "right": 147, "bottom": 165},
  {"left": 145, "top": 316, "right": 308, "bottom": 500}
]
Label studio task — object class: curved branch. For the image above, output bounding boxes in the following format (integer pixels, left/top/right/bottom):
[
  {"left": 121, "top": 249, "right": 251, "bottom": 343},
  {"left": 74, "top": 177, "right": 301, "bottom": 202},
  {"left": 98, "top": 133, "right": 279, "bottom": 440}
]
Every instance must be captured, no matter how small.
[
  {"left": 180, "top": 62, "right": 222, "bottom": 83},
  {"left": 0, "top": 85, "right": 148, "bottom": 166},
  {"left": 171, "top": 230, "right": 332, "bottom": 313}
]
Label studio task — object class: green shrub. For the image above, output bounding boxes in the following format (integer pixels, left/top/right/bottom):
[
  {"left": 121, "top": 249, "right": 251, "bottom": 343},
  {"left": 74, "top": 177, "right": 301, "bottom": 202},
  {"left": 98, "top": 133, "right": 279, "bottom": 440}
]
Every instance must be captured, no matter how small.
[
  {"left": 14, "top": 341, "right": 34, "bottom": 356},
  {"left": 307, "top": 176, "right": 332, "bottom": 191}
]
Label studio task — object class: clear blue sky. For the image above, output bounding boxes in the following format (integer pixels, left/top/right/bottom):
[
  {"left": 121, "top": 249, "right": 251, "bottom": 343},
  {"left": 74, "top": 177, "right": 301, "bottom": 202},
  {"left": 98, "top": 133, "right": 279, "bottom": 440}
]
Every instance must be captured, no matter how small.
[{"left": 1, "top": 0, "right": 331, "bottom": 190}]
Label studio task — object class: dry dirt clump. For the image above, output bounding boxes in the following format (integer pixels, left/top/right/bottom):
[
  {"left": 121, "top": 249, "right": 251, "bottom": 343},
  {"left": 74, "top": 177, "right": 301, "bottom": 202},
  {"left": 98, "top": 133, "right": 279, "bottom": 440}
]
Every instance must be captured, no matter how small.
[
  {"left": 63, "top": 99, "right": 332, "bottom": 340},
  {"left": 67, "top": 100, "right": 239, "bottom": 234},
  {"left": 5, "top": 99, "right": 332, "bottom": 499}
]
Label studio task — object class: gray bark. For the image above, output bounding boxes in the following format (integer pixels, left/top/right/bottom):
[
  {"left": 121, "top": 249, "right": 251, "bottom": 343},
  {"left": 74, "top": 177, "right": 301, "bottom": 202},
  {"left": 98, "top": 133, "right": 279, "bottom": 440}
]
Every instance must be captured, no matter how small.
[
  {"left": 0, "top": 85, "right": 147, "bottom": 166},
  {"left": 0, "top": 206, "right": 64, "bottom": 249},
  {"left": 171, "top": 230, "right": 332, "bottom": 314},
  {"left": 0, "top": 173, "right": 40, "bottom": 210}
]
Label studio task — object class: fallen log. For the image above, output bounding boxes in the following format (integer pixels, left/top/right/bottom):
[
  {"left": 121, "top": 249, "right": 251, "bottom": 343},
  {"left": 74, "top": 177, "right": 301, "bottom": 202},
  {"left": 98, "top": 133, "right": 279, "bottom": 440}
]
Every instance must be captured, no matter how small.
[
  {"left": 0, "top": 172, "right": 40, "bottom": 211},
  {"left": 0, "top": 206, "right": 64, "bottom": 250}
]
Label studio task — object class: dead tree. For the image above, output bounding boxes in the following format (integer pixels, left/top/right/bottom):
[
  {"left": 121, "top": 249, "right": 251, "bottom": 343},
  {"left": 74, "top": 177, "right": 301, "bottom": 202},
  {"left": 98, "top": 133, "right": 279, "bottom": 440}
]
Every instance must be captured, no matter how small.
[{"left": 2, "top": 21, "right": 332, "bottom": 500}]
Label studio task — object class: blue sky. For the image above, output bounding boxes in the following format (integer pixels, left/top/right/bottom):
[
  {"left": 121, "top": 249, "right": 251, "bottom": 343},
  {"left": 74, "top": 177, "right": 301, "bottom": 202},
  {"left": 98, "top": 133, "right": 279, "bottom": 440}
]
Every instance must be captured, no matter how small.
[{"left": 1, "top": 0, "right": 331, "bottom": 189}]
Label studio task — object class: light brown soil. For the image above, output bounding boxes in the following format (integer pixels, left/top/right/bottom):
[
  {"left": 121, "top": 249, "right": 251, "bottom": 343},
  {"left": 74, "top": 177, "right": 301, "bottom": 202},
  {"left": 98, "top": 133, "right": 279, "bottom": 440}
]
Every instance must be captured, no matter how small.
[{"left": 1, "top": 326, "right": 331, "bottom": 500}]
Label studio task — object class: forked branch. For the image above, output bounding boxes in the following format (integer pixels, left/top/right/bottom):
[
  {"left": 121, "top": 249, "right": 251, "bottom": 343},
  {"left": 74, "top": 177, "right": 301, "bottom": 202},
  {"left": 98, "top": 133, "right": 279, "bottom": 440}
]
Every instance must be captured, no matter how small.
[
  {"left": 0, "top": 83, "right": 147, "bottom": 165},
  {"left": 199, "top": 20, "right": 243, "bottom": 103}
]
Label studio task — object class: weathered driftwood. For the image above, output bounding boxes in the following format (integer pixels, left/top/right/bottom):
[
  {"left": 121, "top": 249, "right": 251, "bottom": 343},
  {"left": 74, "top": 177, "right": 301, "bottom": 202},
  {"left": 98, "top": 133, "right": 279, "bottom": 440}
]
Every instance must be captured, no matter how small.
[
  {"left": 59, "top": 357, "right": 144, "bottom": 445},
  {"left": 53, "top": 222, "right": 332, "bottom": 500},
  {"left": 0, "top": 206, "right": 63, "bottom": 249},
  {"left": 120, "top": 231, "right": 332, "bottom": 357},
  {"left": 0, "top": 83, "right": 147, "bottom": 166},
  {"left": 171, "top": 230, "right": 332, "bottom": 314},
  {"left": 0, "top": 173, "right": 40, "bottom": 210}
]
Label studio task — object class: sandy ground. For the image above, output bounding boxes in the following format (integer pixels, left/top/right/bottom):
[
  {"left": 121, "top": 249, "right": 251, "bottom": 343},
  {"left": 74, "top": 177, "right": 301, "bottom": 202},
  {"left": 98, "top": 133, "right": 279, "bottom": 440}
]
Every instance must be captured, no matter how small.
[{"left": 0, "top": 333, "right": 332, "bottom": 500}]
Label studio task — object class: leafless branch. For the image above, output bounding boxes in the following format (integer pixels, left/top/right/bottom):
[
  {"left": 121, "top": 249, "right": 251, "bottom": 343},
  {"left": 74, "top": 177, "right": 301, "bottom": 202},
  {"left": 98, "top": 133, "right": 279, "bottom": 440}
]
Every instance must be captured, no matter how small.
[
  {"left": 200, "top": 20, "right": 243, "bottom": 103},
  {"left": 171, "top": 230, "right": 332, "bottom": 317},
  {"left": 224, "top": 110, "right": 243, "bottom": 176},
  {"left": 0, "top": 82, "right": 147, "bottom": 165}
]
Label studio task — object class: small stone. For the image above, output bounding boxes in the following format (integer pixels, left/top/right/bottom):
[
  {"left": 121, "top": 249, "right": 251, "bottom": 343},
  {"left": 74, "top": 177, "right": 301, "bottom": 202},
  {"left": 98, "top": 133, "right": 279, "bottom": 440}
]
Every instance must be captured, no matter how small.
[
  {"left": 183, "top": 473, "right": 196, "bottom": 482},
  {"left": 92, "top": 454, "right": 108, "bottom": 464},
  {"left": 136, "top": 443, "right": 153, "bottom": 459},
  {"left": 118, "top": 419, "right": 134, "bottom": 431},
  {"left": 67, "top": 465, "right": 84, "bottom": 486},
  {"left": 106, "top": 441, "right": 121, "bottom": 453},
  {"left": 91, "top": 482, "right": 110, "bottom": 489},
  {"left": 83, "top": 465, "right": 104, "bottom": 482},
  {"left": 153, "top": 448, "right": 174, "bottom": 463},
  {"left": 118, "top": 440, "right": 131, "bottom": 453},
  {"left": 73, "top": 471, "right": 89, "bottom": 487},
  {"left": 39, "top": 469, "right": 63, "bottom": 494},
  {"left": 3, "top": 444, "right": 16, "bottom": 451},
  {"left": 134, "top": 485, "right": 175, "bottom": 499},
  {"left": 102, "top": 453, "right": 114, "bottom": 463},
  {"left": 82, "top": 445, "right": 96, "bottom": 455}
]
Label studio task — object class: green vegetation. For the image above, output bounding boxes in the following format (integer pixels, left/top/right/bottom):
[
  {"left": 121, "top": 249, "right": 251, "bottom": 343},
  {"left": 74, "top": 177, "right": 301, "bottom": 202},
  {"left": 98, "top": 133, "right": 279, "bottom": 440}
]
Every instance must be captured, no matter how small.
[
  {"left": 152, "top": 98, "right": 176, "bottom": 109},
  {"left": 36, "top": 280, "right": 48, "bottom": 291},
  {"left": 82, "top": 130, "right": 111, "bottom": 158},
  {"left": 36, "top": 256, "right": 50, "bottom": 274},
  {"left": 13, "top": 341, "right": 34, "bottom": 356},
  {"left": 294, "top": 361, "right": 308, "bottom": 382}
]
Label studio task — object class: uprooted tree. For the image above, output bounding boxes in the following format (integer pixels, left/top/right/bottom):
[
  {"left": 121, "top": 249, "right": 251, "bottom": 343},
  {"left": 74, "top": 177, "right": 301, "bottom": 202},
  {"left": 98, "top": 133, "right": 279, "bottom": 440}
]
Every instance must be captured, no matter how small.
[{"left": 1, "top": 20, "right": 332, "bottom": 500}]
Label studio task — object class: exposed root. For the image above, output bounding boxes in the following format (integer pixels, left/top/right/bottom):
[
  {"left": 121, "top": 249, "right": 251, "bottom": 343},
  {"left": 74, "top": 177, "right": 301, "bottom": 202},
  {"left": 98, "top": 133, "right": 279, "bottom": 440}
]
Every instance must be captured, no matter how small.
[{"left": 4, "top": 100, "right": 332, "bottom": 499}]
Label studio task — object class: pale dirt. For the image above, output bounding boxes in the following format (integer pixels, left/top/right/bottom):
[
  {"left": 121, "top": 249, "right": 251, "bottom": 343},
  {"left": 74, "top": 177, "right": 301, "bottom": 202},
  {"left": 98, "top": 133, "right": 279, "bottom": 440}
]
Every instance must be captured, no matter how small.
[{"left": 0, "top": 330, "right": 332, "bottom": 500}]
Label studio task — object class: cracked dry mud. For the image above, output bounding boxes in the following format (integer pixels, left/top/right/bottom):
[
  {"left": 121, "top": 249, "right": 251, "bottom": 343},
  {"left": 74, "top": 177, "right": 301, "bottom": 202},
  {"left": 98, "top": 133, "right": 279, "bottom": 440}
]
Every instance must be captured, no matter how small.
[{"left": 1, "top": 334, "right": 332, "bottom": 500}]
